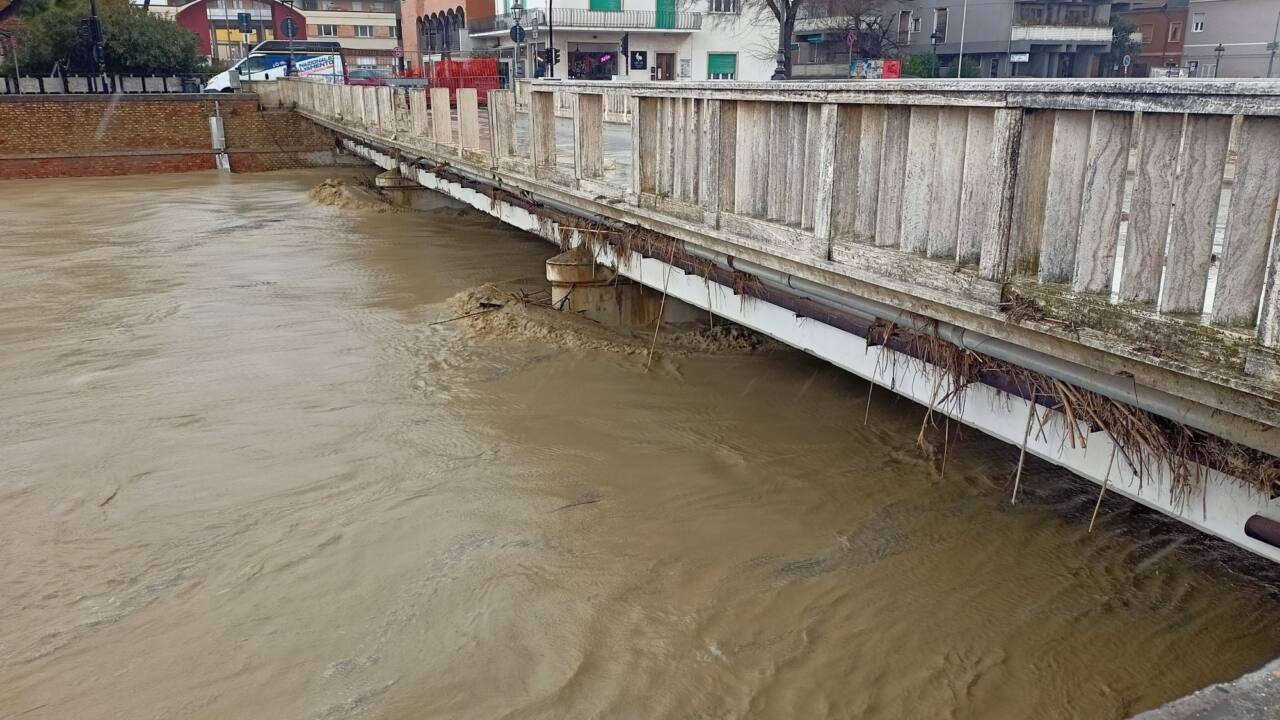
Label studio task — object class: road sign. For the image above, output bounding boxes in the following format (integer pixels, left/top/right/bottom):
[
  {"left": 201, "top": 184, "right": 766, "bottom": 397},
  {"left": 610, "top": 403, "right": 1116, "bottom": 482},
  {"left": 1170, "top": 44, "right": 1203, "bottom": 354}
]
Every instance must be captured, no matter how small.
[
  {"left": 281, "top": 17, "right": 299, "bottom": 39},
  {"left": 1009, "top": 52, "right": 1029, "bottom": 63},
  {"left": 846, "top": 31, "right": 855, "bottom": 49},
  {"left": 510, "top": 24, "right": 526, "bottom": 44},
  {"left": 392, "top": 46, "right": 403, "bottom": 58},
  {"left": 1122, "top": 54, "right": 1132, "bottom": 67},
  {"left": 237, "top": 12, "right": 253, "bottom": 34}
]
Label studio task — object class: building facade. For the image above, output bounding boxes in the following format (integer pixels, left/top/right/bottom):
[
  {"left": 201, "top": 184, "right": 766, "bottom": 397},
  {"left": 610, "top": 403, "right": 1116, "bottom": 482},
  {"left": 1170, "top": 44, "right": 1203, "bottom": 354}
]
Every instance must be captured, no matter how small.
[
  {"left": 403, "top": 0, "right": 777, "bottom": 80},
  {"left": 1112, "top": 0, "right": 1187, "bottom": 77},
  {"left": 301, "top": 0, "right": 402, "bottom": 69},
  {"left": 1183, "top": 0, "right": 1280, "bottom": 78},
  {"left": 793, "top": 0, "right": 1114, "bottom": 78},
  {"left": 145, "top": 0, "right": 400, "bottom": 69}
]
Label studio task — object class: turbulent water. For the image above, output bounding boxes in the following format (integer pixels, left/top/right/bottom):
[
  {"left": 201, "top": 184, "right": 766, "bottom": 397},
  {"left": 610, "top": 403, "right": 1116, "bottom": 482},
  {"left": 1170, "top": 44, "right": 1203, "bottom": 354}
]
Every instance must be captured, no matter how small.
[{"left": 2, "top": 169, "right": 1279, "bottom": 720}]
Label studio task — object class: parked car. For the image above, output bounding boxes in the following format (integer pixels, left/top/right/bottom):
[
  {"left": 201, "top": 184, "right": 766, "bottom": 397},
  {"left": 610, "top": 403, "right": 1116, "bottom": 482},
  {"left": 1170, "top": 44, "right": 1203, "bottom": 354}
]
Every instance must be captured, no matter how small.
[{"left": 347, "top": 68, "right": 392, "bottom": 86}]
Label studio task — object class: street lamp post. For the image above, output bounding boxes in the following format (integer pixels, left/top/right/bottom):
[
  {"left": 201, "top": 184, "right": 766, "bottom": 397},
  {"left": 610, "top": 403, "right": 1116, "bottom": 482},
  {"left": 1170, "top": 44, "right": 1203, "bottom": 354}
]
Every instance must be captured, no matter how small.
[
  {"left": 511, "top": 0, "right": 524, "bottom": 79},
  {"left": 282, "top": 0, "right": 297, "bottom": 77},
  {"left": 771, "top": 25, "right": 788, "bottom": 81},
  {"left": 1214, "top": 42, "right": 1225, "bottom": 77},
  {"left": 930, "top": 31, "right": 943, "bottom": 78}
]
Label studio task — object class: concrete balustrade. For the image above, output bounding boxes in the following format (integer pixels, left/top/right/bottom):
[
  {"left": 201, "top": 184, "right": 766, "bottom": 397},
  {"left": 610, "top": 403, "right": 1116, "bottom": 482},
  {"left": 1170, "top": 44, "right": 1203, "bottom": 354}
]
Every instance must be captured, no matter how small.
[{"left": 274, "top": 77, "right": 1280, "bottom": 427}]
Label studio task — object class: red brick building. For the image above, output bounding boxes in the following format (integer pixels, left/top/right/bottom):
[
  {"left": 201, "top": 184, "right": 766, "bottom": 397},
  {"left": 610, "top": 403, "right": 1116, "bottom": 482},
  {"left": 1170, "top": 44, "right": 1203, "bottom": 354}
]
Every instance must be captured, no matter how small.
[{"left": 1113, "top": 0, "right": 1189, "bottom": 76}]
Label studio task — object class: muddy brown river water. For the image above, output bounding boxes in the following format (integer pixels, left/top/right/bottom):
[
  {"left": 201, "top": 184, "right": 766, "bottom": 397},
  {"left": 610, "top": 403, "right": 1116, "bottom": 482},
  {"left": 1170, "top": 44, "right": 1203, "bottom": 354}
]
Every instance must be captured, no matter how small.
[{"left": 3, "top": 169, "right": 1280, "bottom": 720}]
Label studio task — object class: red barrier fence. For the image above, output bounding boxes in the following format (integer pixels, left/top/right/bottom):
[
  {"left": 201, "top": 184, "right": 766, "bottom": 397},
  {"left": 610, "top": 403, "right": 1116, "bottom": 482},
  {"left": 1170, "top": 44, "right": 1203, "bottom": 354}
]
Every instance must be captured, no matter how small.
[{"left": 399, "top": 58, "right": 501, "bottom": 103}]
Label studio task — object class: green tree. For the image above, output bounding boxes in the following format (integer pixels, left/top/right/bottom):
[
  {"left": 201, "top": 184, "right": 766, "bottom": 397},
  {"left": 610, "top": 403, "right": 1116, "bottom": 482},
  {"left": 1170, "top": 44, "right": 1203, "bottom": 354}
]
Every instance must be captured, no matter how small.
[
  {"left": 3, "top": 0, "right": 202, "bottom": 75},
  {"left": 901, "top": 53, "right": 935, "bottom": 78},
  {"left": 1100, "top": 18, "right": 1141, "bottom": 77},
  {"left": 901, "top": 52, "right": 979, "bottom": 78}
]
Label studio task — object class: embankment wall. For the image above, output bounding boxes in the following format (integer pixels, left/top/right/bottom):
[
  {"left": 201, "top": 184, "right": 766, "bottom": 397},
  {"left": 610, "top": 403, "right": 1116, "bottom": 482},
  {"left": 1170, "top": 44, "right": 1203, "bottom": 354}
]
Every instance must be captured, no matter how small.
[{"left": 0, "top": 93, "right": 339, "bottom": 179}]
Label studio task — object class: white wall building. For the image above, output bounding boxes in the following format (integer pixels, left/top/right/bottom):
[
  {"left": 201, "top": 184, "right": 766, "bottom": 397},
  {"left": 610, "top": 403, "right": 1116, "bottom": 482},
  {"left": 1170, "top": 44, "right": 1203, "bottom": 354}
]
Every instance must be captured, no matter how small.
[{"left": 460, "top": 0, "right": 777, "bottom": 81}]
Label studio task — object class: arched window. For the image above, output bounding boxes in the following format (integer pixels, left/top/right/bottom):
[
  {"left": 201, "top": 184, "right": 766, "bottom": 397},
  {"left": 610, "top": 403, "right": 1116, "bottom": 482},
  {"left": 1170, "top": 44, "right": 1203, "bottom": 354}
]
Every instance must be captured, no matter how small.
[
  {"left": 443, "top": 9, "right": 456, "bottom": 53},
  {"left": 426, "top": 14, "right": 440, "bottom": 52}
]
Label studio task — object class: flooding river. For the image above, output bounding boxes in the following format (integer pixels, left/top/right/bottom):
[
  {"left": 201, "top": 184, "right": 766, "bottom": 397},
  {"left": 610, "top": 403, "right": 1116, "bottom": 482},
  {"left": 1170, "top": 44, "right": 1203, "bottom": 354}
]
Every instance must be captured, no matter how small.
[{"left": 3, "top": 169, "right": 1279, "bottom": 720}]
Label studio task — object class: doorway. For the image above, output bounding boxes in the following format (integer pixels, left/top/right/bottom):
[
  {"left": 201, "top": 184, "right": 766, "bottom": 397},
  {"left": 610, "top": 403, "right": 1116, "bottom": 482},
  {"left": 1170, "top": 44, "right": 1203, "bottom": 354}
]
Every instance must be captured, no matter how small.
[{"left": 654, "top": 52, "right": 676, "bottom": 80}]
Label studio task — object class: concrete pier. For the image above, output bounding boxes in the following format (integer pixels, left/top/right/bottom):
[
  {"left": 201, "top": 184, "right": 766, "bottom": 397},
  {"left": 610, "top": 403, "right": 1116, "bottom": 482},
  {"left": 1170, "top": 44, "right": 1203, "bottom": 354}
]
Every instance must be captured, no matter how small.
[{"left": 547, "top": 245, "right": 701, "bottom": 329}]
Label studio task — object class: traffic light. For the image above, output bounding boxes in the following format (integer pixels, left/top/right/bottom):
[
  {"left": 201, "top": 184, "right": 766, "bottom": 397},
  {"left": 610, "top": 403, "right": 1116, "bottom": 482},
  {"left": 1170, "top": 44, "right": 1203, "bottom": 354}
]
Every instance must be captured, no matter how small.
[
  {"left": 548, "top": 47, "right": 561, "bottom": 66},
  {"left": 620, "top": 32, "right": 629, "bottom": 59}
]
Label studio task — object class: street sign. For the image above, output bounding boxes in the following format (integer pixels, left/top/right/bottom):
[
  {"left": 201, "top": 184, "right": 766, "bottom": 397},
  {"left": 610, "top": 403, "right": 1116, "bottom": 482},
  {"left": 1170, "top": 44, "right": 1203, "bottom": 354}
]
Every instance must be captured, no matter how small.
[
  {"left": 1009, "top": 52, "right": 1029, "bottom": 63},
  {"left": 392, "top": 46, "right": 403, "bottom": 58},
  {"left": 237, "top": 12, "right": 253, "bottom": 35},
  {"left": 510, "top": 24, "right": 526, "bottom": 44},
  {"left": 281, "top": 17, "right": 299, "bottom": 39},
  {"left": 846, "top": 31, "right": 855, "bottom": 48},
  {"left": 1122, "top": 54, "right": 1132, "bottom": 67}
]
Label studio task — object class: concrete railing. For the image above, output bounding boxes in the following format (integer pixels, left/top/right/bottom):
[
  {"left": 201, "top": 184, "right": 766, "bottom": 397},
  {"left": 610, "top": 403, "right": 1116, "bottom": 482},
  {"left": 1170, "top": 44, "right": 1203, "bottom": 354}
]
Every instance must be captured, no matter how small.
[
  {"left": 0, "top": 75, "right": 202, "bottom": 95},
  {"left": 276, "top": 77, "right": 1280, "bottom": 417},
  {"left": 1010, "top": 24, "right": 1113, "bottom": 43},
  {"left": 514, "top": 79, "right": 630, "bottom": 123}
]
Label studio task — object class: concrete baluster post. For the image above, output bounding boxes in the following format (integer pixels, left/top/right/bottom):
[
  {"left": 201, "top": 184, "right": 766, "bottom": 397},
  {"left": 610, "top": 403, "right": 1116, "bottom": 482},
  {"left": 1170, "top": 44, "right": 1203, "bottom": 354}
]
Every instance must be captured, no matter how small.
[
  {"left": 531, "top": 89, "right": 556, "bottom": 173},
  {"left": 978, "top": 107, "right": 1026, "bottom": 283},
  {"left": 573, "top": 93, "right": 604, "bottom": 180},
  {"left": 489, "top": 90, "right": 516, "bottom": 161},
  {"left": 631, "top": 95, "right": 658, "bottom": 199},
  {"left": 698, "top": 98, "right": 723, "bottom": 226},
  {"left": 1212, "top": 116, "right": 1280, "bottom": 328},
  {"left": 430, "top": 87, "right": 453, "bottom": 148},
  {"left": 809, "top": 103, "right": 839, "bottom": 261},
  {"left": 457, "top": 88, "right": 482, "bottom": 151}
]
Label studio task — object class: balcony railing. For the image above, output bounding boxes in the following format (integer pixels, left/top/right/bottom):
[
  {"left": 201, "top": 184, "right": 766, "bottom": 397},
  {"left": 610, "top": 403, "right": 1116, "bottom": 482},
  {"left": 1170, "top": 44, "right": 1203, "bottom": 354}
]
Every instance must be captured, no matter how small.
[
  {"left": 468, "top": 8, "right": 702, "bottom": 35},
  {"left": 1011, "top": 24, "right": 1112, "bottom": 43}
]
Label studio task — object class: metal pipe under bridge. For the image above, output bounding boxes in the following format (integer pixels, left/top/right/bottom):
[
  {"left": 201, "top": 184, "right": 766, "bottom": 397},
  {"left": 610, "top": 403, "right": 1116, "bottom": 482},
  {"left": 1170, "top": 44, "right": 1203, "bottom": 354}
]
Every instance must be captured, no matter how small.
[{"left": 262, "top": 76, "right": 1280, "bottom": 565}]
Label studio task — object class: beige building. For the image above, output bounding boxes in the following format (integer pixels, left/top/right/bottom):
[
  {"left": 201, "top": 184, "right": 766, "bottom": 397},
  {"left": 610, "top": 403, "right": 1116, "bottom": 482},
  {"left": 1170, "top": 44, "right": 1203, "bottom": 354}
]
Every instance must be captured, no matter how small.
[
  {"left": 142, "top": 0, "right": 401, "bottom": 69},
  {"left": 301, "top": 0, "right": 402, "bottom": 68}
]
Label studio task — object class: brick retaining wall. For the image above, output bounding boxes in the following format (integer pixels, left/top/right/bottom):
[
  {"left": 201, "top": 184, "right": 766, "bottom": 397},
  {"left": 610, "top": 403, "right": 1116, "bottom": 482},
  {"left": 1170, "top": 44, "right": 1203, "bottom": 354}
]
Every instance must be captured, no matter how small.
[{"left": 0, "top": 93, "right": 340, "bottom": 179}]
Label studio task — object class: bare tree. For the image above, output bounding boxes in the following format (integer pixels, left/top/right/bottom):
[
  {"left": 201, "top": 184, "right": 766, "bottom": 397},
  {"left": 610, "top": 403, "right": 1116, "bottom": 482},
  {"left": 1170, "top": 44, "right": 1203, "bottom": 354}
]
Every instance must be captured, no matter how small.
[
  {"left": 739, "top": 0, "right": 903, "bottom": 79},
  {"left": 810, "top": 0, "right": 906, "bottom": 60}
]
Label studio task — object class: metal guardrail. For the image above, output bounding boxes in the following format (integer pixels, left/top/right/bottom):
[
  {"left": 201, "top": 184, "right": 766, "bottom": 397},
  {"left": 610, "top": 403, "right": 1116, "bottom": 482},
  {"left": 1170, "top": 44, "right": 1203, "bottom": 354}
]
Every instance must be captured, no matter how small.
[{"left": 468, "top": 7, "right": 701, "bottom": 34}]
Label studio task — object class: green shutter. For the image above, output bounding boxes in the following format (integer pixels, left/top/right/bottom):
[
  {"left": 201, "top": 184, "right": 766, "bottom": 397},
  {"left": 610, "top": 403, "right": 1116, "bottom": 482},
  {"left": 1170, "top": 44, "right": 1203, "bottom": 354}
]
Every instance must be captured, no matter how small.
[
  {"left": 589, "top": 0, "right": 621, "bottom": 10},
  {"left": 707, "top": 53, "right": 736, "bottom": 77},
  {"left": 655, "top": 0, "right": 675, "bottom": 28}
]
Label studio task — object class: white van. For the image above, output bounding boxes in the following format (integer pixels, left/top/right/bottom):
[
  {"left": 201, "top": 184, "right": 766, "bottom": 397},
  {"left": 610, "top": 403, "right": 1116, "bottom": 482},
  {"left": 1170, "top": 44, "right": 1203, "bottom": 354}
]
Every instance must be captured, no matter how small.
[{"left": 205, "top": 41, "right": 346, "bottom": 92}]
